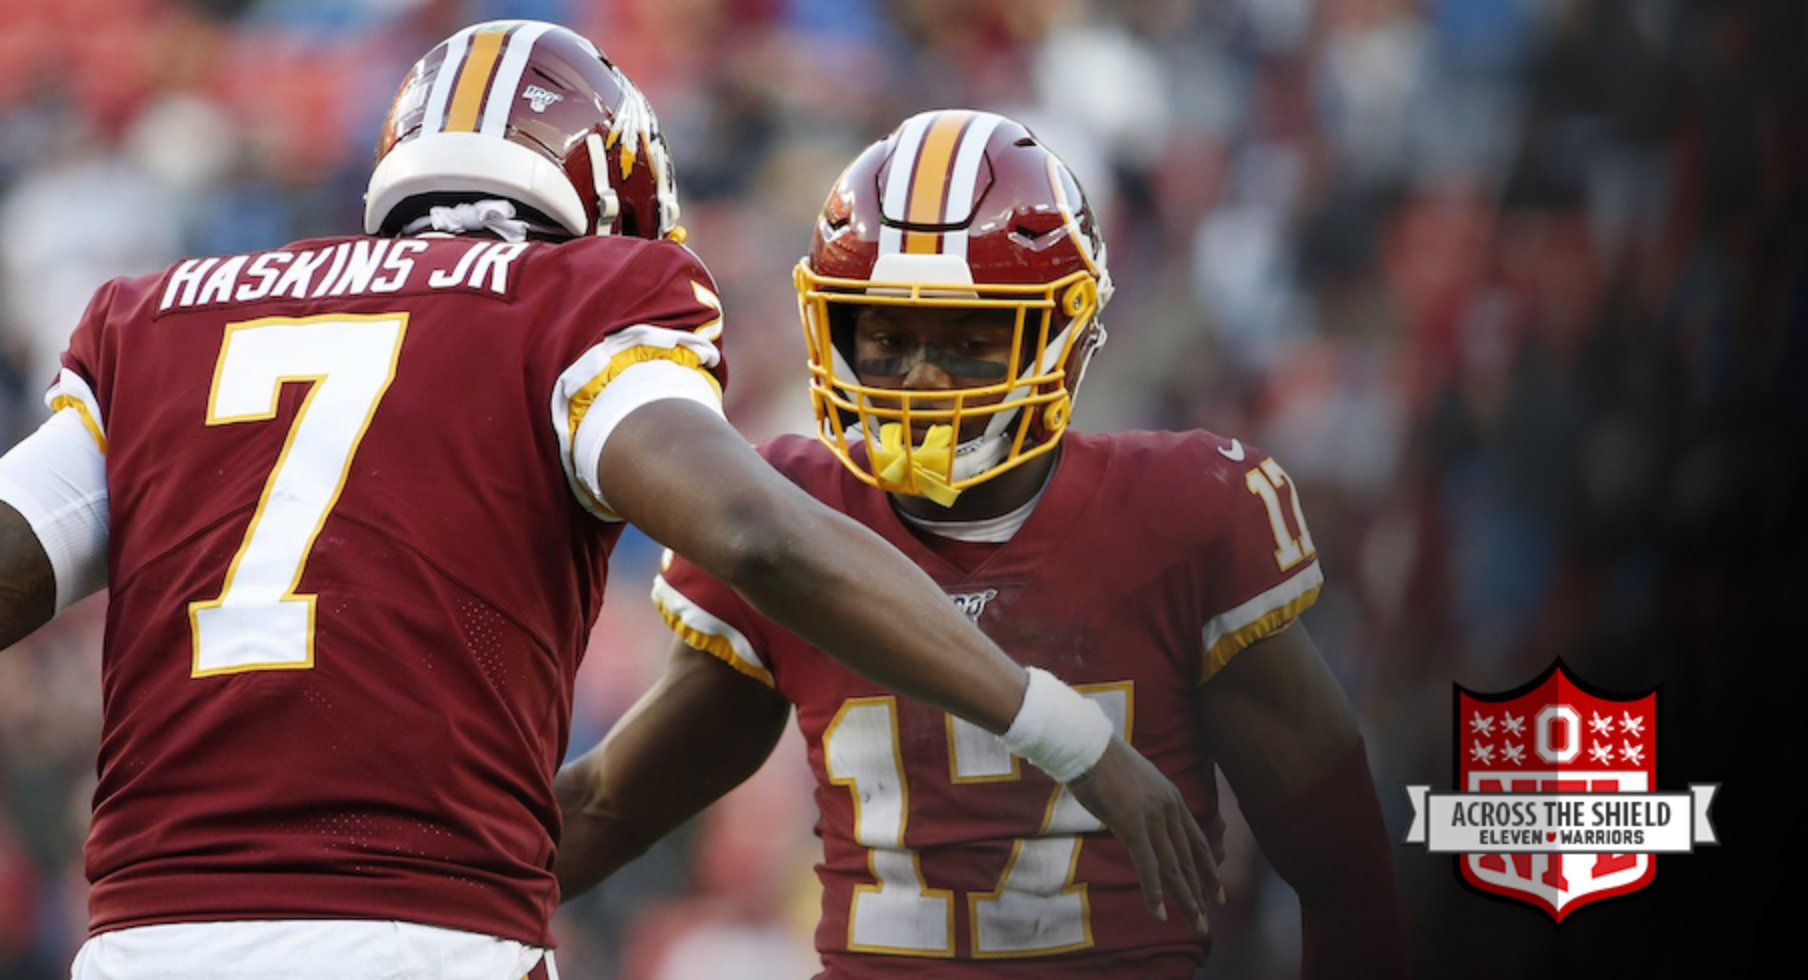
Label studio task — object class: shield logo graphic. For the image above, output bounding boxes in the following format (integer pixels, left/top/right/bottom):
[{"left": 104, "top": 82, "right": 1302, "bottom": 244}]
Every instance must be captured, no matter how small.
[{"left": 1456, "top": 660, "right": 1657, "bottom": 922}]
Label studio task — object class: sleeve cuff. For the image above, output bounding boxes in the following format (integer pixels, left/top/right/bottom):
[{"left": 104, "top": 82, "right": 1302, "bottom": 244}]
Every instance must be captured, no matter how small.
[
  {"left": 569, "top": 360, "right": 724, "bottom": 519},
  {"left": 650, "top": 573, "right": 772, "bottom": 686}
]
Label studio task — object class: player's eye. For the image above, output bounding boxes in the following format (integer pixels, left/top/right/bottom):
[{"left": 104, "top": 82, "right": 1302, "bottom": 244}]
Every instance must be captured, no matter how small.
[{"left": 961, "top": 330, "right": 1012, "bottom": 354}]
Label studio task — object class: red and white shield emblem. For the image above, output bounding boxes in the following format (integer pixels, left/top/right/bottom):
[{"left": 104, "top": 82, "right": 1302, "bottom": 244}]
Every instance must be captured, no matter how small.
[{"left": 1456, "top": 661, "right": 1657, "bottom": 922}]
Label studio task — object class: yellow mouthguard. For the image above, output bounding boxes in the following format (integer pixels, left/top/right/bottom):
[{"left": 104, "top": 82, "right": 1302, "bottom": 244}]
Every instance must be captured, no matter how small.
[{"left": 874, "top": 423, "right": 961, "bottom": 506}]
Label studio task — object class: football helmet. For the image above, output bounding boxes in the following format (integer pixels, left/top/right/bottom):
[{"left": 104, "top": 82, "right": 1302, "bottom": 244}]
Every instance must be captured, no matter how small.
[
  {"left": 797, "top": 109, "right": 1113, "bottom": 502},
  {"left": 365, "top": 20, "right": 681, "bottom": 240}
]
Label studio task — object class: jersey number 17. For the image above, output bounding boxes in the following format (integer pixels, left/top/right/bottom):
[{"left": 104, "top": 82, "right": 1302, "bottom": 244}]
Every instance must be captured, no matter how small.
[{"left": 823, "top": 683, "right": 1132, "bottom": 958}]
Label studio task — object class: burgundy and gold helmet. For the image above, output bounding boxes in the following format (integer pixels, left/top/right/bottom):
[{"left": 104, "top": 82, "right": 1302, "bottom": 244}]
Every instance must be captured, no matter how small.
[
  {"left": 797, "top": 109, "right": 1113, "bottom": 501},
  {"left": 365, "top": 20, "right": 680, "bottom": 240}
]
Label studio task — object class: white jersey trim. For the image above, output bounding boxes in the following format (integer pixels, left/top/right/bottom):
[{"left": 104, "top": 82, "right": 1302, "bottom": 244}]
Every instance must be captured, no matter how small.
[
  {"left": 1201, "top": 559, "right": 1324, "bottom": 675},
  {"left": 47, "top": 367, "right": 107, "bottom": 448},
  {"left": 651, "top": 573, "right": 773, "bottom": 686},
  {"left": 550, "top": 325, "right": 724, "bottom": 521}
]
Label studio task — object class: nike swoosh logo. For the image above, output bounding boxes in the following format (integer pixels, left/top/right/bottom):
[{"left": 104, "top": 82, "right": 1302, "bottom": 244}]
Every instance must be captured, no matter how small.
[{"left": 1218, "top": 439, "right": 1245, "bottom": 461}]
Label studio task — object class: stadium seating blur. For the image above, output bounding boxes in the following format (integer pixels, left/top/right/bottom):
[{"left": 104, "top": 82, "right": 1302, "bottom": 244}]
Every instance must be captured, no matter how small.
[{"left": 1, "top": 1, "right": 1793, "bottom": 976}]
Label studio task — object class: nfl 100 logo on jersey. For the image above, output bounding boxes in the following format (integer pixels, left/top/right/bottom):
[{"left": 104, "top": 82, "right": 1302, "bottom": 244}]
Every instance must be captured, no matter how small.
[
  {"left": 948, "top": 589, "right": 998, "bottom": 624},
  {"left": 1404, "top": 661, "right": 1719, "bottom": 922}
]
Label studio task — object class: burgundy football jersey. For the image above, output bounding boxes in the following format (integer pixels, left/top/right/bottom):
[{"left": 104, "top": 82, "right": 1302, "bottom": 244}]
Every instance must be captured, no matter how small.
[
  {"left": 654, "top": 431, "right": 1324, "bottom": 978},
  {"left": 58, "top": 233, "right": 726, "bottom": 946}
]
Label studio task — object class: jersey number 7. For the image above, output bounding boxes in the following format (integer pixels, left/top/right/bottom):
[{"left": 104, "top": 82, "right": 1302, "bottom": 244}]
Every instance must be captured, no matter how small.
[{"left": 189, "top": 314, "right": 408, "bottom": 677}]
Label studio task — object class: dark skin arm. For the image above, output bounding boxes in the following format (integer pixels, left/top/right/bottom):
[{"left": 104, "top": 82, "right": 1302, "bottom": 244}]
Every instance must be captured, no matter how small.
[
  {"left": 1198, "top": 622, "right": 1409, "bottom": 977},
  {"left": 555, "top": 638, "right": 788, "bottom": 898},
  {"left": 1197, "top": 624, "right": 1360, "bottom": 808},
  {"left": 597, "top": 400, "right": 1025, "bottom": 731},
  {"left": 593, "top": 400, "right": 1217, "bottom": 929},
  {"left": 0, "top": 502, "right": 56, "bottom": 650}
]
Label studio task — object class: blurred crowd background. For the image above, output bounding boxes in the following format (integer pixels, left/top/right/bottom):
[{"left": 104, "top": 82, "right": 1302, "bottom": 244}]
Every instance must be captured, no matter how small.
[{"left": 0, "top": 0, "right": 1797, "bottom": 976}]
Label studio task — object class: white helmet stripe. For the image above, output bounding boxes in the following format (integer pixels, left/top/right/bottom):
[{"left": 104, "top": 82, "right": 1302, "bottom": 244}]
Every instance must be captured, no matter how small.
[
  {"left": 877, "top": 110, "right": 1007, "bottom": 263},
  {"left": 480, "top": 20, "right": 556, "bottom": 136},
  {"left": 878, "top": 113, "right": 933, "bottom": 257},
  {"left": 940, "top": 111, "right": 1003, "bottom": 261},
  {"left": 421, "top": 27, "right": 474, "bottom": 136}
]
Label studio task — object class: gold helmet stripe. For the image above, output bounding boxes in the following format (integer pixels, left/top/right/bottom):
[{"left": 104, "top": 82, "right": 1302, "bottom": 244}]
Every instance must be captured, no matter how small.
[
  {"left": 444, "top": 27, "right": 509, "bottom": 133},
  {"left": 427, "top": 21, "right": 558, "bottom": 137},
  {"left": 879, "top": 110, "right": 1007, "bottom": 261},
  {"left": 902, "top": 111, "right": 972, "bottom": 254}
]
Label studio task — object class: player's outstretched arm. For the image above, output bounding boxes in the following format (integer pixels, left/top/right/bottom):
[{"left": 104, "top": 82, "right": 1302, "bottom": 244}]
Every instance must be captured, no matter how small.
[
  {"left": 597, "top": 399, "right": 1026, "bottom": 728},
  {"left": 1197, "top": 623, "right": 1409, "bottom": 978},
  {"left": 0, "top": 503, "right": 55, "bottom": 650},
  {"left": 555, "top": 638, "right": 788, "bottom": 899},
  {"left": 595, "top": 399, "right": 1219, "bottom": 931}
]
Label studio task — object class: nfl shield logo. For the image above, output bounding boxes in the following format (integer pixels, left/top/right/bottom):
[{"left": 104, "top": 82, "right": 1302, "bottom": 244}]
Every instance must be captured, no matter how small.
[{"left": 1456, "top": 660, "right": 1657, "bottom": 922}]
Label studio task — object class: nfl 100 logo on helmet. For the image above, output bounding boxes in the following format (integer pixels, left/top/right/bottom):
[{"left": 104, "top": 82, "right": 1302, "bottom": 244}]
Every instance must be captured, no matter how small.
[{"left": 1404, "top": 661, "right": 1719, "bottom": 922}]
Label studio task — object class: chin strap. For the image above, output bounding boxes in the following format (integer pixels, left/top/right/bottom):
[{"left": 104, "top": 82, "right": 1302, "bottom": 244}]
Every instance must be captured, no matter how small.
[{"left": 873, "top": 423, "right": 961, "bottom": 506}]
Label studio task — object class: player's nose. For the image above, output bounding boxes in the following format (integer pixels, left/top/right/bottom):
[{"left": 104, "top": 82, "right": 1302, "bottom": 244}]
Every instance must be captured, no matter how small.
[{"left": 901, "top": 358, "right": 957, "bottom": 391}]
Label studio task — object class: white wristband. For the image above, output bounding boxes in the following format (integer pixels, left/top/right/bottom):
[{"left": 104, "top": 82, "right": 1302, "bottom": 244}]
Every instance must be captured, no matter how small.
[{"left": 1001, "top": 667, "right": 1113, "bottom": 783}]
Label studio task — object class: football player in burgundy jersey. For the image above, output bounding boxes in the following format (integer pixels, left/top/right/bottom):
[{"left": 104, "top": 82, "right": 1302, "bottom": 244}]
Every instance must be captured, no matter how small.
[
  {"left": 553, "top": 110, "right": 1410, "bottom": 978},
  {"left": 0, "top": 27, "right": 1216, "bottom": 980}
]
